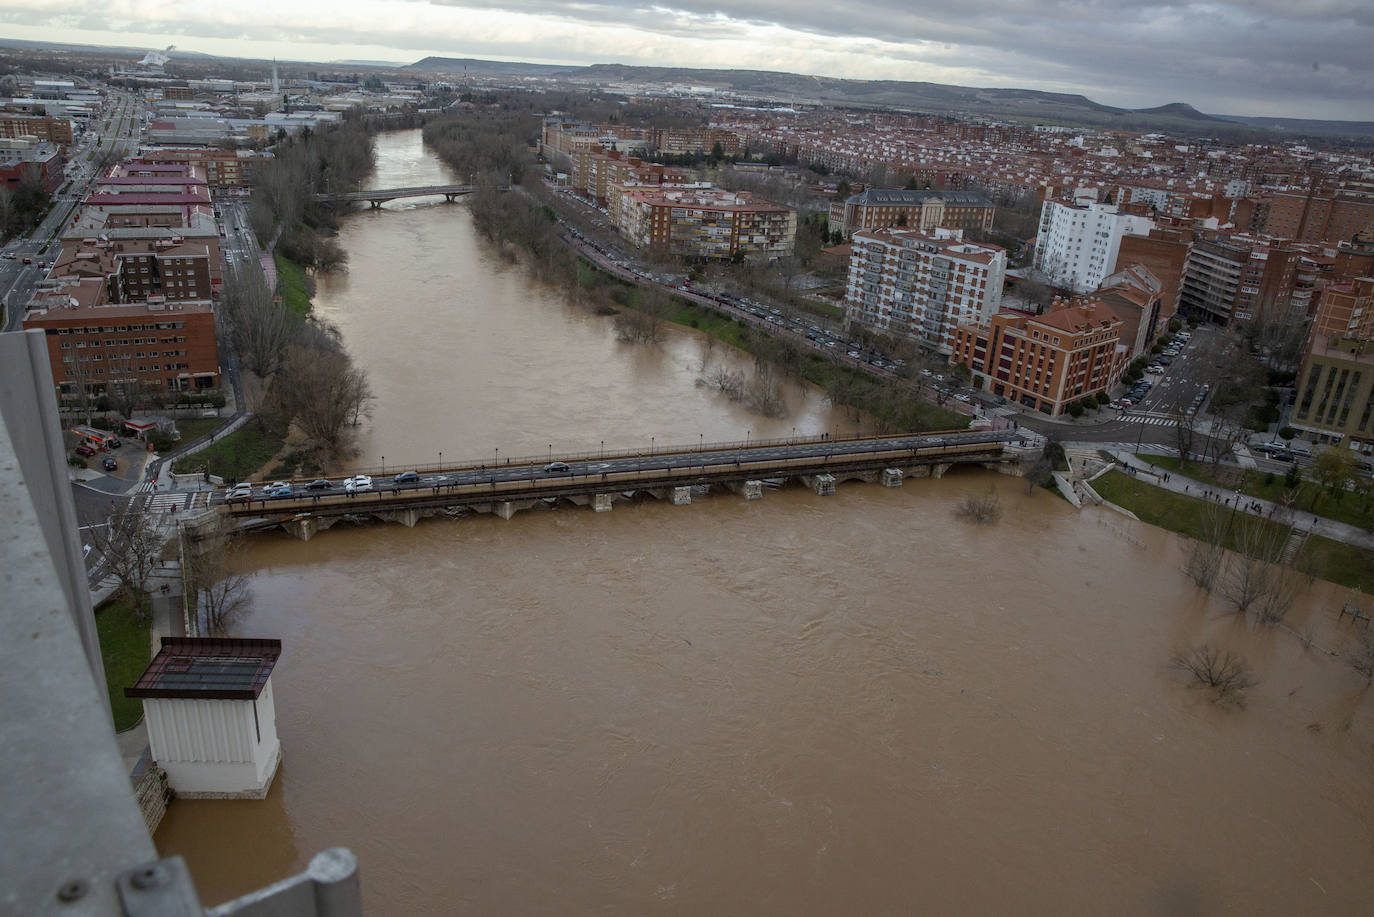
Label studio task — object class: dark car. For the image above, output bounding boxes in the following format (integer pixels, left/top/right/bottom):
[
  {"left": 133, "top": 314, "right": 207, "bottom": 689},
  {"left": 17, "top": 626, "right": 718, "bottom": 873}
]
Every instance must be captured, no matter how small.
[
  {"left": 74, "top": 444, "right": 96, "bottom": 457},
  {"left": 305, "top": 479, "right": 333, "bottom": 491},
  {"left": 1271, "top": 449, "right": 1298, "bottom": 462},
  {"left": 107, "top": 437, "right": 122, "bottom": 449},
  {"left": 543, "top": 461, "right": 571, "bottom": 473},
  {"left": 102, "top": 457, "right": 118, "bottom": 471},
  {"left": 393, "top": 471, "right": 420, "bottom": 485}
]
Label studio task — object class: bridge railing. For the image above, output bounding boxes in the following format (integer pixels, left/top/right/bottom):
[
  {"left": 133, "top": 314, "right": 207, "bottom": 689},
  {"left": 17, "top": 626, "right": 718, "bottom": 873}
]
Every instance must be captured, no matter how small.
[{"left": 245, "top": 429, "right": 1013, "bottom": 485}]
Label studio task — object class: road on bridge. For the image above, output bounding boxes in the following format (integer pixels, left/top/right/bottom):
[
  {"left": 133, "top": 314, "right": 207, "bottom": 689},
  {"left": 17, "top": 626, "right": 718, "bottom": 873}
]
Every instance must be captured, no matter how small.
[{"left": 215, "top": 429, "right": 1024, "bottom": 506}]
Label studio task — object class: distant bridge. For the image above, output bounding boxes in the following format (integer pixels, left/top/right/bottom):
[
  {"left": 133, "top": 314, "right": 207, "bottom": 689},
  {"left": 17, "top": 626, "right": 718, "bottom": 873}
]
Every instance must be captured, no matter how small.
[
  {"left": 314, "top": 184, "right": 506, "bottom": 207},
  {"left": 206, "top": 430, "right": 1038, "bottom": 542}
]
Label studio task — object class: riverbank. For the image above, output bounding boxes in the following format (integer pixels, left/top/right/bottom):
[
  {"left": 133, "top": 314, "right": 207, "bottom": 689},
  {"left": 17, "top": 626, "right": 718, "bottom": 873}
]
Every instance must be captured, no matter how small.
[{"left": 1092, "top": 463, "right": 1374, "bottom": 591}]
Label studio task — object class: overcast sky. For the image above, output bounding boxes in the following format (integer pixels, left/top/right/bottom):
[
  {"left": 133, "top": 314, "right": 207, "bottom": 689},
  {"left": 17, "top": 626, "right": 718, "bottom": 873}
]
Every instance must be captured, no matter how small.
[{"left": 3, "top": 0, "right": 1371, "bottom": 120}]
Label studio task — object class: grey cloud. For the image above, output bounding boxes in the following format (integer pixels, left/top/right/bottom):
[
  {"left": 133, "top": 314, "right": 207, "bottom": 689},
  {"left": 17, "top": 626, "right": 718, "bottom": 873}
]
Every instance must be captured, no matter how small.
[{"left": 419, "top": 0, "right": 1374, "bottom": 117}]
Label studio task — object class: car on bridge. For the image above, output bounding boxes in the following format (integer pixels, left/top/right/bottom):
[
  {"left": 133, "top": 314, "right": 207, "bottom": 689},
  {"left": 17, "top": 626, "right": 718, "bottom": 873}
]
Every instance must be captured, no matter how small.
[
  {"left": 226, "top": 482, "right": 253, "bottom": 502},
  {"left": 265, "top": 483, "right": 294, "bottom": 498},
  {"left": 544, "top": 461, "right": 571, "bottom": 474},
  {"left": 344, "top": 474, "right": 372, "bottom": 492},
  {"left": 305, "top": 479, "right": 333, "bottom": 491},
  {"left": 393, "top": 471, "right": 420, "bottom": 486}
]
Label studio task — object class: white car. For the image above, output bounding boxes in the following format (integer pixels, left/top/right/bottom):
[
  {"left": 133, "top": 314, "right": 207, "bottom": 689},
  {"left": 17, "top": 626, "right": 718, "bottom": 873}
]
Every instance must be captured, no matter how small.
[
  {"left": 343, "top": 474, "right": 373, "bottom": 492},
  {"left": 226, "top": 482, "right": 253, "bottom": 502}
]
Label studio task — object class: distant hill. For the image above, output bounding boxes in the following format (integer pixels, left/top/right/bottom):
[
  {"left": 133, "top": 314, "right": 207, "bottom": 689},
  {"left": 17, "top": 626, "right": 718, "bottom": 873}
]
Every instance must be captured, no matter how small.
[
  {"left": 404, "top": 57, "right": 1374, "bottom": 140},
  {"left": 409, "top": 56, "right": 575, "bottom": 78}
]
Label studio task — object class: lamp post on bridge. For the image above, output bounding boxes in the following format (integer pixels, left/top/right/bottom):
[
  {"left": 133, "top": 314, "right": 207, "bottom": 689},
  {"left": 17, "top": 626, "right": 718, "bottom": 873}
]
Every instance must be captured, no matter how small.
[
  {"left": 548, "top": 444, "right": 552, "bottom": 464},
  {"left": 381, "top": 455, "right": 385, "bottom": 476},
  {"left": 439, "top": 451, "right": 442, "bottom": 471},
  {"left": 650, "top": 436, "right": 655, "bottom": 455},
  {"left": 600, "top": 440, "right": 604, "bottom": 459}
]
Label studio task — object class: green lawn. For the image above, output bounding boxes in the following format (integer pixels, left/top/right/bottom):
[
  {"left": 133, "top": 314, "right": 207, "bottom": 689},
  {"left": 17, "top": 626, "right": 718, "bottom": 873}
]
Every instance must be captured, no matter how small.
[
  {"left": 95, "top": 596, "right": 151, "bottom": 732},
  {"left": 274, "top": 254, "right": 313, "bottom": 316},
  {"left": 170, "top": 418, "right": 287, "bottom": 482},
  {"left": 1149, "top": 455, "right": 1374, "bottom": 531},
  {"left": 172, "top": 416, "right": 223, "bottom": 445},
  {"left": 1092, "top": 470, "right": 1374, "bottom": 591}
]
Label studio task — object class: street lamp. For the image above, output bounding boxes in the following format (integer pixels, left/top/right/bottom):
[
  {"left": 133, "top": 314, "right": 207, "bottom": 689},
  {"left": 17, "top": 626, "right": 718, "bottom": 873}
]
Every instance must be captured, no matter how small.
[
  {"left": 548, "top": 444, "right": 552, "bottom": 463},
  {"left": 439, "top": 451, "right": 443, "bottom": 470},
  {"left": 381, "top": 455, "right": 385, "bottom": 475},
  {"left": 650, "top": 436, "right": 655, "bottom": 455},
  {"left": 600, "top": 440, "right": 604, "bottom": 459}
]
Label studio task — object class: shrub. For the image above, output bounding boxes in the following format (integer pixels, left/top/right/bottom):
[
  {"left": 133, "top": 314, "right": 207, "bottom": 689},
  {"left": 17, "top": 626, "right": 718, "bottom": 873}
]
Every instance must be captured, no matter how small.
[
  {"left": 1095, "top": 391, "right": 1111, "bottom": 406},
  {"left": 1067, "top": 401, "right": 1085, "bottom": 418}
]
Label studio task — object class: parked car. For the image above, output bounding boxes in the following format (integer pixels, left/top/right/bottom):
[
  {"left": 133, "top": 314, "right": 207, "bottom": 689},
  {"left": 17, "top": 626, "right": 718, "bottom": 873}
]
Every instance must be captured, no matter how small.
[
  {"left": 107, "top": 437, "right": 121, "bottom": 449},
  {"left": 1109, "top": 400, "right": 1123, "bottom": 410},
  {"left": 102, "top": 457, "right": 118, "bottom": 471},
  {"left": 1271, "top": 449, "right": 1298, "bottom": 462},
  {"left": 393, "top": 471, "right": 420, "bottom": 485},
  {"left": 1252, "top": 442, "right": 1285, "bottom": 455},
  {"left": 74, "top": 444, "right": 96, "bottom": 457}
]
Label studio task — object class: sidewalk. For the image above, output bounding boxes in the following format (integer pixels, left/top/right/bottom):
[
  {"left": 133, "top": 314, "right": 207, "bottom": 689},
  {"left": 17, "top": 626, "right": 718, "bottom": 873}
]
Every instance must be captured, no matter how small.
[{"left": 1101, "top": 448, "right": 1374, "bottom": 551}]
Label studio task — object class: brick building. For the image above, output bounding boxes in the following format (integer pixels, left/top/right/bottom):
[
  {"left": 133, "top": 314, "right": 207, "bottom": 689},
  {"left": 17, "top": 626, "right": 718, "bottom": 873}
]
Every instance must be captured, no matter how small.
[
  {"left": 1291, "top": 278, "right": 1374, "bottom": 451},
  {"left": 22, "top": 278, "right": 221, "bottom": 396},
  {"left": 951, "top": 298, "right": 1127, "bottom": 415},
  {"left": 570, "top": 150, "right": 689, "bottom": 205},
  {"left": 608, "top": 186, "right": 795, "bottom": 260},
  {"left": 830, "top": 189, "right": 995, "bottom": 239},
  {"left": 1179, "top": 235, "right": 1301, "bottom": 325},
  {"left": 844, "top": 227, "right": 1006, "bottom": 354},
  {"left": 129, "top": 149, "right": 265, "bottom": 192},
  {"left": 1095, "top": 264, "right": 1165, "bottom": 358},
  {"left": 50, "top": 234, "right": 219, "bottom": 304},
  {"left": 1264, "top": 186, "right": 1374, "bottom": 244},
  {"left": 0, "top": 114, "right": 74, "bottom": 145}
]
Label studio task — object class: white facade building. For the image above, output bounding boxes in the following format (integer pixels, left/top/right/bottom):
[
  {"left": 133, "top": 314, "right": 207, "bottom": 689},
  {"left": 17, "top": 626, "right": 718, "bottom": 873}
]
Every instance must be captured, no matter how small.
[
  {"left": 845, "top": 227, "right": 1007, "bottom": 354},
  {"left": 1034, "top": 200, "right": 1155, "bottom": 294},
  {"left": 127, "top": 637, "right": 283, "bottom": 799}
]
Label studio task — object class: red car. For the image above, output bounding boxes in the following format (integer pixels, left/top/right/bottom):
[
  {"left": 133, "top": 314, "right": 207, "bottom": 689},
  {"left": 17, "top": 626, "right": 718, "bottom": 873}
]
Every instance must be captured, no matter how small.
[{"left": 74, "top": 444, "right": 96, "bottom": 457}]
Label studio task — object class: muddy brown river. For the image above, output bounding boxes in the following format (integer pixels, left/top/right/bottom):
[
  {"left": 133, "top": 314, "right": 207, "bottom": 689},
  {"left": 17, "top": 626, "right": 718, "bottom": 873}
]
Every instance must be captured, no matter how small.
[{"left": 154, "top": 132, "right": 1374, "bottom": 914}]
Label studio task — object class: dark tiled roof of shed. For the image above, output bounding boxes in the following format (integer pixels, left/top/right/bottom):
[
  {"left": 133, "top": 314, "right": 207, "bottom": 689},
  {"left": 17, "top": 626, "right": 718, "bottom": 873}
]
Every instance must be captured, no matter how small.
[{"left": 125, "top": 637, "right": 281, "bottom": 700}]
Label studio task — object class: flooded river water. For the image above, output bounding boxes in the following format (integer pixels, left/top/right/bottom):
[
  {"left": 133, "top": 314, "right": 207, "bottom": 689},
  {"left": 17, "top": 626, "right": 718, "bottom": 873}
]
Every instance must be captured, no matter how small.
[{"left": 155, "top": 132, "right": 1374, "bottom": 914}]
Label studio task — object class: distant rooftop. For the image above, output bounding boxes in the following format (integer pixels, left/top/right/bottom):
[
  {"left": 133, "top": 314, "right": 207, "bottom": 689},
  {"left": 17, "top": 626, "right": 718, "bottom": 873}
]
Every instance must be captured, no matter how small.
[{"left": 124, "top": 638, "right": 281, "bottom": 700}]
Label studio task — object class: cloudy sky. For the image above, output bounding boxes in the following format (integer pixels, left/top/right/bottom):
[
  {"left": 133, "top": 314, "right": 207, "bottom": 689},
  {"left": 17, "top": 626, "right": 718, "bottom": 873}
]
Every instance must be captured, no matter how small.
[{"left": 3, "top": 0, "right": 1371, "bottom": 120}]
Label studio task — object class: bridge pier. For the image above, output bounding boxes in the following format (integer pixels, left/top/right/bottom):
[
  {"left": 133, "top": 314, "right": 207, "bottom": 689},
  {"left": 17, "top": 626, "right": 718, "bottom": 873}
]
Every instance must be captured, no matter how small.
[
  {"left": 929, "top": 463, "right": 952, "bottom": 479},
  {"left": 984, "top": 459, "right": 1024, "bottom": 477},
  {"left": 882, "top": 468, "right": 904, "bottom": 488},
  {"left": 593, "top": 493, "right": 614, "bottom": 513},
  {"left": 282, "top": 516, "right": 336, "bottom": 542},
  {"left": 805, "top": 474, "right": 837, "bottom": 496},
  {"left": 671, "top": 486, "right": 693, "bottom": 506},
  {"left": 727, "top": 479, "right": 764, "bottom": 500},
  {"left": 397, "top": 508, "right": 423, "bottom": 528}
]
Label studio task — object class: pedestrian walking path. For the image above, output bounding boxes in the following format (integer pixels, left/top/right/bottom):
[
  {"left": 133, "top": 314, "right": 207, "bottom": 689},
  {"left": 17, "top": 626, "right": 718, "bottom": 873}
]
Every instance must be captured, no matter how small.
[{"left": 1093, "top": 447, "right": 1374, "bottom": 551}]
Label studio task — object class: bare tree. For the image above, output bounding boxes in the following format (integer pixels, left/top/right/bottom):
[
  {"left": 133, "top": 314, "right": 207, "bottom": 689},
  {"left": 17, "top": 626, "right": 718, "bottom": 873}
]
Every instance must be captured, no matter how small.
[
  {"left": 745, "top": 362, "right": 788, "bottom": 418},
  {"left": 1171, "top": 644, "right": 1257, "bottom": 706},
  {"left": 224, "top": 270, "right": 301, "bottom": 378},
  {"left": 1347, "top": 629, "right": 1374, "bottom": 685},
  {"left": 1221, "top": 513, "right": 1288, "bottom": 613},
  {"left": 1183, "top": 499, "right": 1228, "bottom": 591},
  {"left": 276, "top": 336, "right": 373, "bottom": 454},
  {"left": 88, "top": 500, "right": 166, "bottom": 622},
  {"left": 185, "top": 519, "right": 252, "bottom": 636},
  {"left": 956, "top": 486, "right": 1003, "bottom": 524}
]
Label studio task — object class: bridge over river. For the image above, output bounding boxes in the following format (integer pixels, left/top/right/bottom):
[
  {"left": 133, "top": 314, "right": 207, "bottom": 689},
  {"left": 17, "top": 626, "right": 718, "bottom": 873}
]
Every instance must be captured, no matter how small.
[
  {"left": 313, "top": 184, "right": 504, "bottom": 207},
  {"left": 205, "top": 429, "right": 1036, "bottom": 541}
]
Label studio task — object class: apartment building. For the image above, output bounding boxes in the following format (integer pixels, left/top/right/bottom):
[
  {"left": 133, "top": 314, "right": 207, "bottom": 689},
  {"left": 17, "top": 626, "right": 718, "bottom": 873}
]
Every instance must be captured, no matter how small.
[
  {"left": 1265, "top": 186, "right": 1374, "bottom": 244},
  {"left": 129, "top": 149, "right": 265, "bottom": 192},
  {"left": 830, "top": 188, "right": 995, "bottom": 238},
  {"left": 1291, "top": 278, "right": 1374, "bottom": 450},
  {"left": 0, "top": 137, "right": 64, "bottom": 193},
  {"left": 844, "top": 227, "right": 1006, "bottom": 354},
  {"left": 1033, "top": 199, "right": 1155, "bottom": 293},
  {"left": 951, "top": 299, "right": 1126, "bottom": 415},
  {"left": 22, "top": 277, "right": 221, "bottom": 396},
  {"left": 1113, "top": 228, "right": 1190, "bottom": 318},
  {"left": 50, "top": 234, "right": 218, "bottom": 304},
  {"left": 1178, "top": 235, "right": 1301, "bottom": 324},
  {"left": 1095, "top": 265, "right": 1165, "bottom": 358},
  {"left": 608, "top": 186, "right": 796, "bottom": 260},
  {"left": 570, "top": 150, "right": 689, "bottom": 205},
  {"left": 0, "top": 113, "right": 74, "bottom": 145}
]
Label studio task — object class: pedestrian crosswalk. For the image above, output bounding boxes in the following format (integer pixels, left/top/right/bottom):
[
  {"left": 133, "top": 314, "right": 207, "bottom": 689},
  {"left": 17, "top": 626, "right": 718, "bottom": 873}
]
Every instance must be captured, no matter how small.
[
  {"left": 145, "top": 492, "right": 191, "bottom": 513},
  {"left": 1120, "top": 413, "right": 1180, "bottom": 426}
]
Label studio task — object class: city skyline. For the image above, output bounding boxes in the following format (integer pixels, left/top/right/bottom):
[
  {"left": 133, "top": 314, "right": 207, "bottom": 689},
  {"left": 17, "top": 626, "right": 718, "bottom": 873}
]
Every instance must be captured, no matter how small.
[{"left": 2, "top": 0, "right": 1372, "bottom": 122}]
